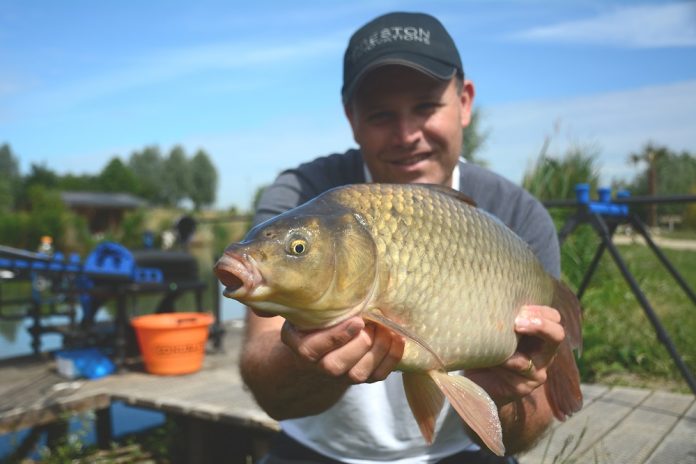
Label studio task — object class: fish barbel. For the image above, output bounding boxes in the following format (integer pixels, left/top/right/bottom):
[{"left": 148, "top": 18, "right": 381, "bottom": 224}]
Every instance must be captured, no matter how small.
[{"left": 214, "top": 183, "right": 582, "bottom": 456}]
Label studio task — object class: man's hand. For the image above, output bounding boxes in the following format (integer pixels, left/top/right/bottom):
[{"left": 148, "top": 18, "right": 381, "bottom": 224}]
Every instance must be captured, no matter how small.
[
  {"left": 280, "top": 316, "right": 406, "bottom": 384},
  {"left": 465, "top": 305, "right": 564, "bottom": 406}
]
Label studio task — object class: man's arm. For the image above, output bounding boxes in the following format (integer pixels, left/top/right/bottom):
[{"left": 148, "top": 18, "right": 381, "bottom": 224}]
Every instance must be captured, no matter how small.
[{"left": 239, "top": 310, "right": 404, "bottom": 420}]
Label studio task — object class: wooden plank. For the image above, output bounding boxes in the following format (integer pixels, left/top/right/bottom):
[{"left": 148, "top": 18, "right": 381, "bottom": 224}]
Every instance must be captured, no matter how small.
[
  {"left": 576, "top": 390, "right": 694, "bottom": 463},
  {"left": 0, "top": 393, "right": 111, "bottom": 434},
  {"left": 644, "top": 399, "right": 696, "bottom": 464},
  {"left": 520, "top": 386, "right": 650, "bottom": 464},
  {"left": 579, "top": 383, "right": 610, "bottom": 404}
]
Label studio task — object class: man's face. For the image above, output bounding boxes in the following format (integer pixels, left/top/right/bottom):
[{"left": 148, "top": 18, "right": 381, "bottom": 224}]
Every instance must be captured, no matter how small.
[{"left": 345, "top": 65, "right": 474, "bottom": 186}]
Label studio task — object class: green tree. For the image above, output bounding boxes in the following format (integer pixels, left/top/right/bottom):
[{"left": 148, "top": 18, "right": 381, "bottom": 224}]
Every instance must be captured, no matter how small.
[
  {"left": 16, "top": 163, "right": 59, "bottom": 210},
  {"left": 58, "top": 173, "right": 99, "bottom": 191},
  {"left": 189, "top": 149, "right": 218, "bottom": 210},
  {"left": 129, "top": 146, "right": 166, "bottom": 204},
  {"left": 522, "top": 143, "right": 602, "bottom": 288},
  {"left": 98, "top": 157, "right": 138, "bottom": 193},
  {"left": 626, "top": 144, "right": 696, "bottom": 227},
  {"left": 461, "top": 107, "right": 488, "bottom": 167},
  {"left": 522, "top": 143, "right": 600, "bottom": 201},
  {"left": 685, "top": 185, "right": 696, "bottom": 229},
  {"left": 0, "top": 143, "right": 20, "bottom": 212},
  {"left": 628, "top": 143, "right": 668, "bottom": 227},
  {"left": 161, "top": 146, "right": 192, "bottom": 207}
]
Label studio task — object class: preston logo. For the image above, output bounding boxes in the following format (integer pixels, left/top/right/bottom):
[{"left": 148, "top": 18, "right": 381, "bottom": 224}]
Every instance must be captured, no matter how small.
[{"left": 351, "top": 26, "right": 431, "bottom": 62}]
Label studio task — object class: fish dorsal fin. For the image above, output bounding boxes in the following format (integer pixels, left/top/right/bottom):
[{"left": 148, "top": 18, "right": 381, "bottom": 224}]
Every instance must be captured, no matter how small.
[
  {"left": 364, "top": 310, "right": 447, "bottom": 370},
  {"left": 422, "top": 184, "right": 477, "bottom": 207}
]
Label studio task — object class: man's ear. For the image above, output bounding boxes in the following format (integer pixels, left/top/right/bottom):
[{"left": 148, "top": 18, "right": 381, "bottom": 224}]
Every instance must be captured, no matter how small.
[{"left": 460, "top": 80, "right": 476, "bottom": 127}]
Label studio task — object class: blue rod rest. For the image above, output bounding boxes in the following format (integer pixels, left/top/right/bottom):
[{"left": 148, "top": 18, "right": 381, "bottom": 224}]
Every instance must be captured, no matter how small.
[{"left": 574, "top": 183, "right": 630, "bottom": 217}]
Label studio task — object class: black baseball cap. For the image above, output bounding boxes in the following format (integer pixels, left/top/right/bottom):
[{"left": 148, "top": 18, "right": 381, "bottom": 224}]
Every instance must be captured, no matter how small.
[{"left": 342, "top": 12, "right": 463, "bottom": 102}]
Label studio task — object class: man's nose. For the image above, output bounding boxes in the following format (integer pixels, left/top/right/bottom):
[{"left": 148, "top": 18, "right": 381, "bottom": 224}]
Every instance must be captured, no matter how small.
[{"left": 391, "top": 115, "right": 422, "bottom": 147}]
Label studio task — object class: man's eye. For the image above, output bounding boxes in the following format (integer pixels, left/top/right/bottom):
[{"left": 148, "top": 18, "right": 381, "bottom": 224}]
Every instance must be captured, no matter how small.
[
  {"left": 415, "top": 102, "right": 440, "bottom": 114},
  {"left": 367, "top": 111, "right": 392, "bottom": 123}
]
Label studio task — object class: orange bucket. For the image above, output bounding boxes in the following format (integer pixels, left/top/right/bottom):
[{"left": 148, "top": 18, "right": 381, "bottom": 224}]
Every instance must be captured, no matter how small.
[{"left": 131, "top": 312, "right": 214, "bottom": 375}]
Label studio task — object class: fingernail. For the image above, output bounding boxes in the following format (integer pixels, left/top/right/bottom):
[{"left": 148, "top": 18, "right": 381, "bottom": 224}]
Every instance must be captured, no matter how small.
[{"left": 515, "top": 316, "right": 530, "bottom": 327}]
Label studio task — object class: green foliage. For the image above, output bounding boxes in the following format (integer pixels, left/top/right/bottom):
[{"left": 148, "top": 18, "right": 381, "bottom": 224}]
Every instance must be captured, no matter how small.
[
  {"left": 98, "top": 157, "right": 138, "bottom": 193},
  {"left": 58, "top": 173, "right": 99, "bottom": 191},
  {"left": 161, "top": 146, "right": 193, "bottom": 207},
  {"left": 16, "top": 163, "right": 60, "bottom": 210},
  {"left": 522, "top": 143, "right": 600, "bottom": 201},
  {"left": 461, "top": 107, "right": 489, "bottom": 167},
  {"left": 685, "top": 185, "right": 696, "bottom": 229},
  {"left": 625, "top": 143, "right": 696, "bottom": 225},
  {"left": 0, "top": 185, "right": 93, "bottom": 254},
  {"left": 117, "top": 209, "right": 147, "bottom": 249},
  {"left": 578, "top": 245, "right": 696, "bottom": 389},
  {"left": 129, "top": 145, "right": 166, "bottom": 203},
  {"left": 189, "top": 149, "right": 218, "bottom": 210},
  {"left": 0, "top": 143, "right": 20, "bottom": 212}
]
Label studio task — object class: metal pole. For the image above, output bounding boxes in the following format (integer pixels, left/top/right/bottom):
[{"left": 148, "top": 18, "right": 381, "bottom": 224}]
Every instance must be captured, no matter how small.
[
  {"left": 629, "top": 215, "right": 696, "bottom": 306},
  {"left": 576, "top": 242, "right": 607, "bottom": 301},
  {"left": 589, "top": 214, "right": 696, "bottom": 395}
]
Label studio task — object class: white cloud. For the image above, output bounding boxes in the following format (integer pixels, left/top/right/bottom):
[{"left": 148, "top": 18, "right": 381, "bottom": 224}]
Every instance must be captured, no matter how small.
[
  {"left": 480, "top": 79, "right": 696, "bottom": 186},
  {"left": 512, "top": 3, "right": 696, "bottom": 48}
]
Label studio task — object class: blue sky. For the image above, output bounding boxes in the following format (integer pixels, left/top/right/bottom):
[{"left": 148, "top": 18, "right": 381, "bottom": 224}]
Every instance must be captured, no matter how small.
[{"left": 2, "top": 0, "right": 695, "bottom": 210}]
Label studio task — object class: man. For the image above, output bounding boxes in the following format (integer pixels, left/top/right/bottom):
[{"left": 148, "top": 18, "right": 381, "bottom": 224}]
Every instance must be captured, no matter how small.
[{"left": 241, "top": 12, "right": 566, "bottom": 464}]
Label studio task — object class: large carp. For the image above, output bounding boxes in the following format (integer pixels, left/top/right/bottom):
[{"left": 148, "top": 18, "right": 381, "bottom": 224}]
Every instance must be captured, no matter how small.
[{"left": 214, "top": 183, "right": 582, "bottom": 456}]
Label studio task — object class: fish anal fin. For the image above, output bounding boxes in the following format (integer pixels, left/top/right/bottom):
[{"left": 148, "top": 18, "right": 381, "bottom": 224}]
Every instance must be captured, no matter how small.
[
  {"left": 545, "top": 341, "right": 583, "bottom": 421},
  {"left": 363, "top": 311, "right": 446, "bottom": 370},
  {"left": 552, "top": 280, "right": 582, "bottom": 352},
  {"left": 402, "top": 373, "right": 445, "bottom": 444},
  {"left": 429, "top": 371, "right": 505, "bottom": 456},
  {"left": 547, "top": 280, "right": 584, "bottom": 420}
]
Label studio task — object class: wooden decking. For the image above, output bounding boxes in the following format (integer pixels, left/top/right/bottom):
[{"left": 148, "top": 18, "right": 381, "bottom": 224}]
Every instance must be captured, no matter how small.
[{"left": 1, "top": 320, "right": 694, "bottom": 463}]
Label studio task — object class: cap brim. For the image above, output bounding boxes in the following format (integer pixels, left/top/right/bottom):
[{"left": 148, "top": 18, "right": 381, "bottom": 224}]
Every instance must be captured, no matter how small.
[{"left": 342, "top": 52, "right": 458, "bottom": 102}]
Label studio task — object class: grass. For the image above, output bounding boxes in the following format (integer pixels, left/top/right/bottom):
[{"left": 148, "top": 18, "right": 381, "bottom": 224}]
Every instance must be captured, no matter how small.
[{"left": 568, "top": 238, "right": 696, "bottom": 392}]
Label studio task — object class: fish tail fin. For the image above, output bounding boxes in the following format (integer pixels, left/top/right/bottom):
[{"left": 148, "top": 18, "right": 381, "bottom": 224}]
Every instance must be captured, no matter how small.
[
  {"left": 402, "top": 372, "right": 445, "bottom": 444},
  {"left": 428, "top": 370, "right": 505, "bottom": 456},
  {"left": 546, "top": 280, "right": 584, "bottom": 421}
]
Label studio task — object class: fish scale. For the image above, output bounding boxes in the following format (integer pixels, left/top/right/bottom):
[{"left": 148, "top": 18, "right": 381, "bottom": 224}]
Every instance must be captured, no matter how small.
[{"left": 331, "top": 184, "right": 542, "bottom": 371}]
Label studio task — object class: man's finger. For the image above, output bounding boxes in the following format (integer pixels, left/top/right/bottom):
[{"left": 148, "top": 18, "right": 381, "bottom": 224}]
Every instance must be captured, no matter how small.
[
  {"left": 514, "top": 305, "right": 564, "bottom": 369},
  {"left": 281, "top": 317, "right": 365, "bottom": 363}
]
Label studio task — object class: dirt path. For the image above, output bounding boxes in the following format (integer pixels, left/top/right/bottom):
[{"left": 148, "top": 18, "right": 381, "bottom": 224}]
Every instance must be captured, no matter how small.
[{"left": 613, "top": 235, "right": 696, "bottom": 251}]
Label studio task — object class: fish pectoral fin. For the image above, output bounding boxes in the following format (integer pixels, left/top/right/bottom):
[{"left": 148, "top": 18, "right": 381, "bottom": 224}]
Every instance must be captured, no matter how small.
[
  {"left": 402, "top": 373, "right": 445, "bottom": 444},
  {"left": 429, "top": 371, "right": 505, "bottom": 457},
  {"left": 363, "top": 310, "right": 446, "bottom": 370}
]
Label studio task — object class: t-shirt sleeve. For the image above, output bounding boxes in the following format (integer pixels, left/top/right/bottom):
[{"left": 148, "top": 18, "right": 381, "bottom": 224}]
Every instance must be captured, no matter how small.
[{"left": 253, "top": 150, "right": 364, "bottom": 227}]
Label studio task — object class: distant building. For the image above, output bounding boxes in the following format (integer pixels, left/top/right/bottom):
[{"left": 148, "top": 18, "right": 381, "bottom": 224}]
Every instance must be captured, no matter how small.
[{"left": 61, "top": 192, "right": 146, "bottom": 233}]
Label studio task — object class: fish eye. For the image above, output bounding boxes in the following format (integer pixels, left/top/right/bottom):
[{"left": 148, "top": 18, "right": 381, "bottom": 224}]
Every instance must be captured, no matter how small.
[{"left": 288, "top": 238, "right": 308, "bottom": 255}]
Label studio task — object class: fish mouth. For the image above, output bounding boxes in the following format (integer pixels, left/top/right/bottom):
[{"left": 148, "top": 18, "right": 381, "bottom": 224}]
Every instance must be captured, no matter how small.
[{"left": 213, "top": 252, "right": 262, "bottom": 298}]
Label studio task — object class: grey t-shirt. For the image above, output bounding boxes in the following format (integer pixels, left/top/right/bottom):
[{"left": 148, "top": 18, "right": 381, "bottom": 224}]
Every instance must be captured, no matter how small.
[{"left": 254, "top": 148, "right": 560, "bottom": 278}]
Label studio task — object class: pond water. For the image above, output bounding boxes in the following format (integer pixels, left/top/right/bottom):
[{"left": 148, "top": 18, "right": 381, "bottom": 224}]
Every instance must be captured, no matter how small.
[{"left": 0, "top": 284, "right": 247, "bottom": 460}]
